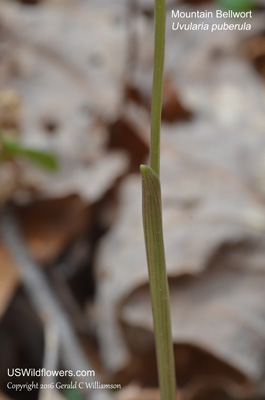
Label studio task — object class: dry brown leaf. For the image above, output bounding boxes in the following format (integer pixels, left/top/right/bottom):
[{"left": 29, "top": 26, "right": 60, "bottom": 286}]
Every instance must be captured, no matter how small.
[
  {"left": 16, "top": 195, "right": 91, "bottom": 264},
  {"left": 0, "top": 244, "right": 19, "bottom": 320},
  {"left": 243, "top": 34, "right": 265, "bottom": 80},
  {"left": 0, "top": 164, "right": 18, "bottom": 207},
  {"left": 19, "top": 151, "right": 128, "bottom": 203},
  {"left": 116, "top": 384, "right": 160, "bottom": 400},
  {"left": 0, "top": 391, "right": 13, "bottom": 400},
  {"left": 162, "top": 76, "right": 193, "bottom": 123},
  {"left": 0, "top": 89, "right": 21, "bottom": 132},
  {"left": 108, "top": 106, "right": 149, "bottom": 173}
]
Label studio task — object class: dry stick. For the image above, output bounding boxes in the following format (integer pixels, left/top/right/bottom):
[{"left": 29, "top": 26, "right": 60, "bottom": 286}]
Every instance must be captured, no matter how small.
[
  {"left": 39, "top": 321, "right": 59, "bottom": 400},
  {"left": 140, "top": 0, "right": 178, "bottom": 399},
  {"left": 0, "top": 208, "right": 112, "bottom": 400}
]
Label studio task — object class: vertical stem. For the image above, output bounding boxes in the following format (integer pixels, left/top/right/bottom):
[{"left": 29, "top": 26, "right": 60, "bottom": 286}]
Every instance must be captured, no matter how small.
[
  {"left": 150, "top": 0, "right": 166, "bottom": 177},
  {"left": 141, "top": 1, "right": 177, "bottom": 399}
]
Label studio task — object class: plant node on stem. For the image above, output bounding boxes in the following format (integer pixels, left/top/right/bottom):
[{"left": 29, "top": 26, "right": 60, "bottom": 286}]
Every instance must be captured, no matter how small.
[{"left": 140, "top": 1, "right": 178, "bottom": 399}]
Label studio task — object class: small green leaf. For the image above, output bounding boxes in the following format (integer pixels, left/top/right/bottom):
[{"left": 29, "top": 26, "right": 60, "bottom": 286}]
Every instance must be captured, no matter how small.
[
  {"left": 216, "top": 0, "right": 254, "bottom": 12},
  {"left": 0, "top": 134, "right": 58, "bottom": 171},
  {"left": 62, "top": 388, "right": 84, "bottom": 400}
]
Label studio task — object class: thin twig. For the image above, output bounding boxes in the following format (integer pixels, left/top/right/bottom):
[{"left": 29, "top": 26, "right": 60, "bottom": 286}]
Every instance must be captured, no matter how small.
[{"left": 39, "top": 320, "right": 59, "bottom": 400}]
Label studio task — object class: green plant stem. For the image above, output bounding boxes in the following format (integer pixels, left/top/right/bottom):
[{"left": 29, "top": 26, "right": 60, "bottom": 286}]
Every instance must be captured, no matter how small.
[
  {"left": 141, "top": 165, "right": 177, "bottom": 400},
  {"left": 140, "top": 1, "right": 177, "bottom": 399},
  {"left": 150, "top": 0, "right": 166, "bottom": 177}
]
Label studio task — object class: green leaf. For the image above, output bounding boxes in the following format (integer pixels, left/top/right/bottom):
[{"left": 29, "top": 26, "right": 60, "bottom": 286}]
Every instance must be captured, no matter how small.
[
  {"left": 216, "top": 0, "right": 254, "bottom": 12},
  {"left": 141, "top": 164, "right": 176, "bottom": 400},
  {"left": 62, "top": 388, "right": 84, "bottom": 400},
  {"left": 0, "top": 134, "right": 58, "bottom": 171}
]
